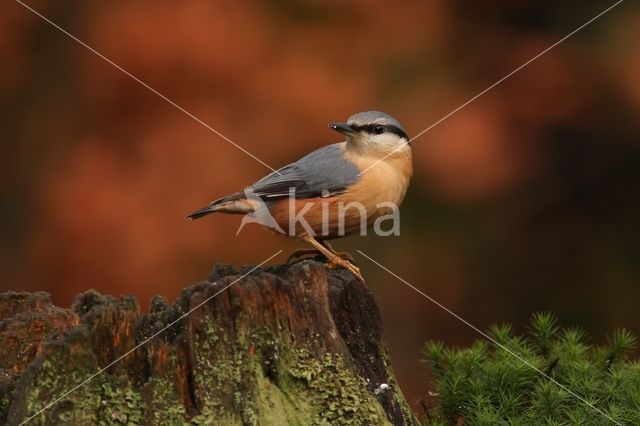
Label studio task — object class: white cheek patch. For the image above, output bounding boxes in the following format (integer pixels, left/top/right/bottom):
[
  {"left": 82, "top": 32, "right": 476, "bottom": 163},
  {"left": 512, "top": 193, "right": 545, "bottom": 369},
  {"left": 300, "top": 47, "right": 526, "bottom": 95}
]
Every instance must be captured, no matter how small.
[
  {"left": 348, "top": 131, "right": 410, "bottom": 157},
  {"left": 373, "top": 134, "right": 408, "bottom": 151}
]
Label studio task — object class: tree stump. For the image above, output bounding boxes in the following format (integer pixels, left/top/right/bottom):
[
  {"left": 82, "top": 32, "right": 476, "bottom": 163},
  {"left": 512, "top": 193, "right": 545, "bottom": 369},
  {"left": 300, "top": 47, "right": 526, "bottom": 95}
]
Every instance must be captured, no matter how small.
[{"left": 0, "top": 260, "right": 417, "bottom": 425}]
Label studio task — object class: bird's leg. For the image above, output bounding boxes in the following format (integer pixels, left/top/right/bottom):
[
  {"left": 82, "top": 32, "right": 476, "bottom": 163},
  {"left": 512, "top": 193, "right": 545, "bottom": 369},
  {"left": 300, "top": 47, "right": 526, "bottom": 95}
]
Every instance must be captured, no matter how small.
[
  {"left": 319, "top": 240, "right": 355, "bottom": 263},
  {"left": 287, "top": 242, "right": 356, "bottom": 266},
  {"left": 302, "top": 235, "right": 365, "bottom": 283},
  {"left": 287, "top": 248, "right": 323, "bottom": 265}
]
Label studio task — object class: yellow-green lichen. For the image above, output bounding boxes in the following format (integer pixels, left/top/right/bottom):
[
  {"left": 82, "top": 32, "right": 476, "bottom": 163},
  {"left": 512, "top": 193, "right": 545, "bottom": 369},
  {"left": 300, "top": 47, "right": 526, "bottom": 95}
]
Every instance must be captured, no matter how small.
[
  {"left": 14, "top": 340, "right": 147, "bottom": 426},
  {"left": 22, "top": 355, "right": 101, "bottom": 425},
  {"left": 96, "top": 380, "right": 145, "bottom": 425},
  {"left": 285, "top": 348, "right": 391, "bottom": 426},
  {"left": 148, "top": 372, "right": 188, "bottom": 425},
  {"left": 0, "top": 384, "right": 11, "bottom": 425},
  {"left": 191, "top": 312, "right": 258, "bottom": 425},
  {"left": 145, "top": 347, "right": 189, "bottom": 425},
  {"left": 188, "top": 307, "right": 399, "bottom": 425},
  {"left": 6, "top": 285, "right": 415, "bottom": 426}
]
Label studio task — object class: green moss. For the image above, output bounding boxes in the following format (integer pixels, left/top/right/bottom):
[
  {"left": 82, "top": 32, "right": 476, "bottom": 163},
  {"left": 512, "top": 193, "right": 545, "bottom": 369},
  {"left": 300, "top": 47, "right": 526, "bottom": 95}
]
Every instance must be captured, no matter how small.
[
  {"left": 423, "top": 313, "right": 640, "bottom": 425},
  {"left": 252, "top": 361, "right": 312, "bottom": 425}
]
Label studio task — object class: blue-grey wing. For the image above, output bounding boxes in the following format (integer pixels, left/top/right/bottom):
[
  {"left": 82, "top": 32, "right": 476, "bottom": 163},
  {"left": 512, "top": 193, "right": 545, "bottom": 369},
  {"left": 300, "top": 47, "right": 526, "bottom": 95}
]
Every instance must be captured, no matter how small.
[{"left": 249, "top": 143, "right": 359, "bottom": 199}]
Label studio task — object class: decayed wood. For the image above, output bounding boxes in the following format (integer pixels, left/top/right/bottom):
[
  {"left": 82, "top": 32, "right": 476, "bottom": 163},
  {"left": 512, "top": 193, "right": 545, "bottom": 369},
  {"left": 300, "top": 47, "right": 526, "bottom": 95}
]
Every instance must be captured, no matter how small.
[{"left": 0, "top": 260, "right": 417, "bottom": 425}]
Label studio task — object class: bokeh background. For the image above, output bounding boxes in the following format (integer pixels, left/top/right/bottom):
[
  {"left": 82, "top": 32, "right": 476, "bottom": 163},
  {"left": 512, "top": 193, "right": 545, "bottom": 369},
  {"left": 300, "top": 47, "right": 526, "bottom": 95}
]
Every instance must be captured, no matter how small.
[{"left": 2, "top": 0, "right": 640, "bottom": 411}]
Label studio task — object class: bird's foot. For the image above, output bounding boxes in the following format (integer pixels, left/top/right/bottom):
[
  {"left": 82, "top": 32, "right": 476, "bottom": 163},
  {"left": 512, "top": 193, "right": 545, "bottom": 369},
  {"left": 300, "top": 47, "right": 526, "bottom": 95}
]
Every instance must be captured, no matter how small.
[
  {"left": 333, "top": 250, "right": 355, "bottom": 263},
  {"left": 319, "top": 241, "right": 356, "bottom": 263},
  {"left": 287, "top": 249, "right": 323, "bottom": 265},
  {"left": 288, "top": 248, "right": 355, "bottom": 265},
  {"left": 326, "top": 256, "right": 365, "bottom": 284}
]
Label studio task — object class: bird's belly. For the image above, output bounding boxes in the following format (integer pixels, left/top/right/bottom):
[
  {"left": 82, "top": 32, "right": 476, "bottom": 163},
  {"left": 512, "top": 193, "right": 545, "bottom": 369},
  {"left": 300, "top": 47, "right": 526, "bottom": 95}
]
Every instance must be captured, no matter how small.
[
  {"left": 266, "top": 199, "right": 384, "bottom": 239},
  {"left": 267, "top": 173, "right": 409, "bottom": 239}
]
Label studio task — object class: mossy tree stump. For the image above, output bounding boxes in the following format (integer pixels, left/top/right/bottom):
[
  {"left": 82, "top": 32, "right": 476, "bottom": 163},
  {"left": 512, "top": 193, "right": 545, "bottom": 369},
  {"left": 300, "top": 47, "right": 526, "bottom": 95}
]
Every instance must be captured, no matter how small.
[{"left": 0, "top": 260, "right": 417, "bottom": 425}]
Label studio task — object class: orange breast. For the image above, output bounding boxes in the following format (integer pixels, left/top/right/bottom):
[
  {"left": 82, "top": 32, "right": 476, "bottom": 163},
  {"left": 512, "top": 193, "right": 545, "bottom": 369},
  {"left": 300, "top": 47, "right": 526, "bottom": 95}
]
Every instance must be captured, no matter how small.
[{"left": 267, "top": 149, "right": 412, "bottom": 240}]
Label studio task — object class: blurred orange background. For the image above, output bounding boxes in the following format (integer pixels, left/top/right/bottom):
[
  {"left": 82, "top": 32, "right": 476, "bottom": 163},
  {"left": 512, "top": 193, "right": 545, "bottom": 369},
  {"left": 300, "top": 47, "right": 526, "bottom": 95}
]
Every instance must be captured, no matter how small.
[{"left": 2, "top": 0, "right": 640, "bottom": 410}]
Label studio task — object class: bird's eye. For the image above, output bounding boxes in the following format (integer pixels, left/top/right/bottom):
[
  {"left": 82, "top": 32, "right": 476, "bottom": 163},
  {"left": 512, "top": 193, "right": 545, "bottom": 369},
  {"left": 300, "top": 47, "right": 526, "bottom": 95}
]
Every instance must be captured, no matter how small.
[{"left": 373, "top": 125, "right": 385, "bottom": 135}]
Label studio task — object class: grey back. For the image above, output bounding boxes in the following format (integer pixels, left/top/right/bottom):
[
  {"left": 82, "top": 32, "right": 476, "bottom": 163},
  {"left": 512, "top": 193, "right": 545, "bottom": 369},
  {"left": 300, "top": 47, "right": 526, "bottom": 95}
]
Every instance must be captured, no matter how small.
[{"left": 249, "top": 143, "right": 359, "bottom": 200}]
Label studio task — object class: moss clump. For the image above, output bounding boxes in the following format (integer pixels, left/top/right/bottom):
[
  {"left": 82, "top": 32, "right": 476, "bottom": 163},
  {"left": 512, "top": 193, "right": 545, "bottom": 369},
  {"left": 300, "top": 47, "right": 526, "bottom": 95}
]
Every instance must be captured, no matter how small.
[{"left": 422, "top": 313, "right": 640, "bottom": 425}]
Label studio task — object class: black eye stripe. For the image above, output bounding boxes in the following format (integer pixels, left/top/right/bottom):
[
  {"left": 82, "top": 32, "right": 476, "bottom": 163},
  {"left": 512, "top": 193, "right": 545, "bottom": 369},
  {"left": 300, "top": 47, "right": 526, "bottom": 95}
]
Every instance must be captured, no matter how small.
[{"left": 349, "top": 124, "right": 409, "bottom": 140}]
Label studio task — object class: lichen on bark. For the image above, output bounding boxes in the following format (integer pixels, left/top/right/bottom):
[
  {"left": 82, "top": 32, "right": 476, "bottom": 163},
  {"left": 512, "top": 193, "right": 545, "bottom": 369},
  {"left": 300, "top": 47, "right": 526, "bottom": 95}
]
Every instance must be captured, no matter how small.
[{"left": 1, "top": 260, "right": 417, "bottom": 425}]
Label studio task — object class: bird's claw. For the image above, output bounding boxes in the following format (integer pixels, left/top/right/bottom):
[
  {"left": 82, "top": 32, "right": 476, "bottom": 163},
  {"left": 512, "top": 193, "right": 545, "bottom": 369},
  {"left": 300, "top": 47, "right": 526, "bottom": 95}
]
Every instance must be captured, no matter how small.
[
  {"left": 288, "top": 248, "right": 356, "bottom": 265},
  {"left": 327, "top": 257, "right": 365, "bottom": 283},
  {"left": 334, "top": 251, "right": 355, "bottom": 263}
]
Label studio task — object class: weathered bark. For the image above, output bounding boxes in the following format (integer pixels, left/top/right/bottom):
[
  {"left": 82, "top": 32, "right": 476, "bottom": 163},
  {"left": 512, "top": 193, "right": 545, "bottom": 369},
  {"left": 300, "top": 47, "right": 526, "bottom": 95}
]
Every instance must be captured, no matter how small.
[{"left": 0, "top": 260, "right": 417, "bottom": 425}]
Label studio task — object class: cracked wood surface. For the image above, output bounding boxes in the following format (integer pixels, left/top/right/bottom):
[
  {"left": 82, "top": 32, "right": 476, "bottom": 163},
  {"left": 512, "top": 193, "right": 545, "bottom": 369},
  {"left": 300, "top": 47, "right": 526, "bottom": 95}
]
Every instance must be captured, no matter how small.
[{"left": 0, "top": 260, "right": 417, "bottom": 425}]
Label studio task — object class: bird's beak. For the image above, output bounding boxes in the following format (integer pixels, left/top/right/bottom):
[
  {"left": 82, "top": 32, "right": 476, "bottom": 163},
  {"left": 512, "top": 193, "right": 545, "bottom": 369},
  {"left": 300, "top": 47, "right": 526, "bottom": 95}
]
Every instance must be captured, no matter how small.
[{"left": 329, "top": 122, "right": 355, "bottom": 135}]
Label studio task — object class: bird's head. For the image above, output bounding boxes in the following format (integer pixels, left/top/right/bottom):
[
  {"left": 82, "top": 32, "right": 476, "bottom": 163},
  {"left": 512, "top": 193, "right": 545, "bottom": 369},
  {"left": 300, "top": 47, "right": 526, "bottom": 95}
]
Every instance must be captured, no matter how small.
[{"left": 329, "top": 111, "right": 409, "bottom": 157}]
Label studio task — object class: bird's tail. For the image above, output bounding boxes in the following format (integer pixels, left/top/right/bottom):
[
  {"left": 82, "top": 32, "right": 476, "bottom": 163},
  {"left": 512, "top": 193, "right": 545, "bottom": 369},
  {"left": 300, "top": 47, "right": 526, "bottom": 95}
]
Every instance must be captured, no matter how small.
[
  {"left": 186, "top": 204, "right": 221, "bottom": 220},
  {"left": 186, "top": 193, "right": 253, "bottom": 220}
]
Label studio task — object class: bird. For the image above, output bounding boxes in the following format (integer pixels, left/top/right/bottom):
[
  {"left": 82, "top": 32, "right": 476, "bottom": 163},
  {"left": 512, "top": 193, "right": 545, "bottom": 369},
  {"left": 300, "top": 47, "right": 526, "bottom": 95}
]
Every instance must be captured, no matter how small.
[{"left": 187, "top": 111, "right": 413, "bottom": 282}]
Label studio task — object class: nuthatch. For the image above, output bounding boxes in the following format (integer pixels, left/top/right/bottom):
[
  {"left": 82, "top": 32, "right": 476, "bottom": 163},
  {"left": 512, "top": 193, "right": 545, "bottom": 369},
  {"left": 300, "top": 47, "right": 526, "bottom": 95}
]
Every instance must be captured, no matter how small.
[{"left": 187, "top": 111, "right": 413, "bottom": 282}]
